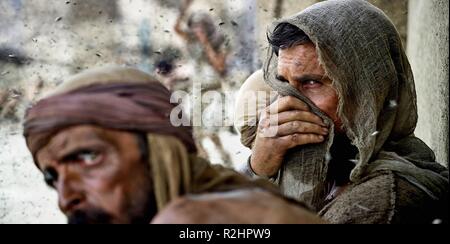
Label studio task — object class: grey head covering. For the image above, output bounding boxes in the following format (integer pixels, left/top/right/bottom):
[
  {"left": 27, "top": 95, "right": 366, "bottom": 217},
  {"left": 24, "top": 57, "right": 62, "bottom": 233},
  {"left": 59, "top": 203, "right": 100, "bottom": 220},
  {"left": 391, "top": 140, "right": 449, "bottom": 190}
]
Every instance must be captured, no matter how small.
[{"left": 262, "top": 0, "right": 448, "bottom": 210}]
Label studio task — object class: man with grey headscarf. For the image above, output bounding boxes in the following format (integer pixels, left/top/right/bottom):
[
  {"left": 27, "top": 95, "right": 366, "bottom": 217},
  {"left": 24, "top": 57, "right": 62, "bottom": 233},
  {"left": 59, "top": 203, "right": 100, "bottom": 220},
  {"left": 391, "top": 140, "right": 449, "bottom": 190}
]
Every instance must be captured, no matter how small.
[{"left": 235, "top": 0, "right": 448, "bottom": 224}]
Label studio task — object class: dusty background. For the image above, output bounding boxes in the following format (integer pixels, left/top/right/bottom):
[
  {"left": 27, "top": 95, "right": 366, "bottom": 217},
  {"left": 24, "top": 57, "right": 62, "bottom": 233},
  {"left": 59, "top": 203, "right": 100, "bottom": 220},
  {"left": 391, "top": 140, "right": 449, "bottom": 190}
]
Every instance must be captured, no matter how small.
[{"left": 0, "top": 0, "right": 447, "bottom": 224}]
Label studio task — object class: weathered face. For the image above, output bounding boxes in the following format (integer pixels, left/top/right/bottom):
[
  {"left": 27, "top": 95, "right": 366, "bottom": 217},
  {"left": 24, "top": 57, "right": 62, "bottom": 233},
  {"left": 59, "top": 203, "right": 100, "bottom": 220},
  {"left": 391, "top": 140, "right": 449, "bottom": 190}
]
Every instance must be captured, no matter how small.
[
  {"left": 36, "top": 125, "right": 156, "bottom": 224},
  {"left": 277, "top": 43, "right": 342, "bottom": 131}
]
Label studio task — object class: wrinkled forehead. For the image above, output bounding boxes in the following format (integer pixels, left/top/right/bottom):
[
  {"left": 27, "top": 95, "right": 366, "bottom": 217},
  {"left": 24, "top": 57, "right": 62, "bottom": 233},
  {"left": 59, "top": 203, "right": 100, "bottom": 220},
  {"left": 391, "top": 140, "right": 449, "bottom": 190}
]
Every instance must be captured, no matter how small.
[
  {"left": 35, "top": 125, "right": 129, "bottom": 168},
  {"left": 276, "top": 43, "right": 323, "bottom": 72}
]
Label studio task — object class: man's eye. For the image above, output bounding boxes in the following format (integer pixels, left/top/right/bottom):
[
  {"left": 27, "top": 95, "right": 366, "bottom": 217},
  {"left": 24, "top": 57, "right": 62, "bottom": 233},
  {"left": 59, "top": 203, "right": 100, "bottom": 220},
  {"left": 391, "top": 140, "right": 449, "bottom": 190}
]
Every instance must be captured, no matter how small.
[
  {"left": 302, "top": 80, "right": 322, "bottom": 88},
  {"left": 78, "top": 151, "right": 100, "bottom": 166},
  {"left": 63, "top": 150, "right": 101, "bottom": 166},
  {"left": 43, "top": 168, "right": 58, "bottom": 188}
]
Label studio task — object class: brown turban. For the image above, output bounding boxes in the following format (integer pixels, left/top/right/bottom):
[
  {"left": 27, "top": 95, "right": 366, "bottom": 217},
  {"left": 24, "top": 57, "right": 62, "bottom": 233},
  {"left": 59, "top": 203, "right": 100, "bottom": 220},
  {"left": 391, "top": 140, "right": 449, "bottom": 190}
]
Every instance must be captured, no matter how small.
[
  {"left": 24, "top": 81, "right": 196, "bottom": 158},
  {"left": 23, "top": 66, "right": 277, "bottom": 211}
]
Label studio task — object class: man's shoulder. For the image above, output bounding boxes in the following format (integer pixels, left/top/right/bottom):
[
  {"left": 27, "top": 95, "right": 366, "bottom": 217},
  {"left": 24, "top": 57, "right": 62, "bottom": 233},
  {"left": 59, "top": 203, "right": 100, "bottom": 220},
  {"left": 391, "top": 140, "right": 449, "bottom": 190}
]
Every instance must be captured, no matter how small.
[
  {"left": 320, "top": 171, "right": 396, "bottom": 224},
  {"left": 391, "top": 174, "right": 448, "bottom": 223},
  {"left": 320, "top": 170, "right": 448, "bottom": 224},
  {"left": 151, "top": 189, "right": 269, "bottom": 224},
  {"left": 151, "top": 189, "right": 324, "bottom": 224}
]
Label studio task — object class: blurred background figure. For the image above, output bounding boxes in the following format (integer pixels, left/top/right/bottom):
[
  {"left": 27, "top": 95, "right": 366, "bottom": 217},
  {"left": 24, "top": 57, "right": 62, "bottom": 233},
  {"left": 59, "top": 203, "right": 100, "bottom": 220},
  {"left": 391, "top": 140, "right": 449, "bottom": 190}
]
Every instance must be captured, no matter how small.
[
  {"left": 154, "top": 47, "right": 190, "bottom": 91},
  {"left": 175, "top": 0, "right": 228, "bottom": 77},
  {"left": 0, "top": 0, "right": 447, "bottom": 224}
]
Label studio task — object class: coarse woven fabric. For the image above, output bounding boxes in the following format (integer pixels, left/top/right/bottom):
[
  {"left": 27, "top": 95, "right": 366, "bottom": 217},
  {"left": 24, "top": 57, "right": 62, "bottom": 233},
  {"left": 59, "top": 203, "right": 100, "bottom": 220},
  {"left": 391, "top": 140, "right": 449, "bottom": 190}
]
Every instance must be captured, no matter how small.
[
  {"left": 23, "top": 66, "right": 282, "bottom": 212},
  {"left": 238, "top": 0, "right": 448, "bottom": 222}
]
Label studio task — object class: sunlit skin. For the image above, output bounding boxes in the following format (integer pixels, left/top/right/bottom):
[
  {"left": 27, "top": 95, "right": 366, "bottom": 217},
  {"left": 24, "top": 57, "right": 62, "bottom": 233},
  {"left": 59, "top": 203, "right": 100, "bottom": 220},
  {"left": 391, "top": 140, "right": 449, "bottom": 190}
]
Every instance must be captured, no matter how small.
[
  {"left": 36, "top": 125, "right": 156, "bottom": 224},
  {"left": 251, "top": 43, "right": 342, "bottom": 177},
  {"left": 152, "top": 189, "right": 326, "bottom": 224},
  {"left": 35, "top": 125, "right": 325, "bottom": 224}
]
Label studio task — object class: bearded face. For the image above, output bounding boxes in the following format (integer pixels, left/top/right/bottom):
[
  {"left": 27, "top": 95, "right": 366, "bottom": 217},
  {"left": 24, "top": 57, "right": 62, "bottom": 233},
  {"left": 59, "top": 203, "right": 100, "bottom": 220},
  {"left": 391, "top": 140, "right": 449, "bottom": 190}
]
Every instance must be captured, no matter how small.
[{"left": 36, "top": 125, "right": 157, "bottom": 224}]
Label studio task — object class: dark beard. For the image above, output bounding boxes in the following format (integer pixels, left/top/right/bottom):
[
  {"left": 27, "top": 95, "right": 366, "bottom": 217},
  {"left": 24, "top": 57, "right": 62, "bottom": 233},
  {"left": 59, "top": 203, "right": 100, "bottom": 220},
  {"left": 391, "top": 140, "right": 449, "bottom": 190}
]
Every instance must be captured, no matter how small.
[
  {"left": 67, "top": 192, "right": 157, "bottom": 224},
  {"left": 127, "top": 189, "right": 158, "bottom": 224},
  {"left": 68, "top": 209, "right": 113, "bottom": 224}
]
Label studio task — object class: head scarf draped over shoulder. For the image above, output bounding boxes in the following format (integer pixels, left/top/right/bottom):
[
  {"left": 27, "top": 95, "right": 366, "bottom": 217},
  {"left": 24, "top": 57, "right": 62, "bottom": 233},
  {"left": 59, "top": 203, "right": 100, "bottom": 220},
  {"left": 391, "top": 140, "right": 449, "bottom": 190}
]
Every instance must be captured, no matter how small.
[
  {"left": 24, "top": 66, "right": 274, "bottom": 211},
  {"left": 236, "top": 0, "right": 448, "bottom": 210}
]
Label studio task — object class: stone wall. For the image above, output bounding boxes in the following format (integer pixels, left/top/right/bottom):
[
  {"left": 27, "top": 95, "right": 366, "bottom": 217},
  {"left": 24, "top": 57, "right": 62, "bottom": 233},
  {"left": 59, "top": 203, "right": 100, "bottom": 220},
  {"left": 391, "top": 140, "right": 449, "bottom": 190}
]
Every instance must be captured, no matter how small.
[{"left": 407, "top": 0, "right": 449, "bottom": 166}]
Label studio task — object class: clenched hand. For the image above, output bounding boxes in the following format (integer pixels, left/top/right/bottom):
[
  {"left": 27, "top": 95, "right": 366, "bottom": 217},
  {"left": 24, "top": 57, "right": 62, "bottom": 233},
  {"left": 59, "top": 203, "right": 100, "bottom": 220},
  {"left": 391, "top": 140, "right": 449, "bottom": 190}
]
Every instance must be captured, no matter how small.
[{"left": 250, "top": 96, "right": 329, "bottom": 177}]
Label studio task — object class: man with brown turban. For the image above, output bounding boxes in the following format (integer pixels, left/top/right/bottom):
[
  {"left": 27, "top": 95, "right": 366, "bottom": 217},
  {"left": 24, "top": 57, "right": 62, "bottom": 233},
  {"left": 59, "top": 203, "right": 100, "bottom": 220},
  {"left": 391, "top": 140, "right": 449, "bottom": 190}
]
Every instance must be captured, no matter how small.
[
  {"left": 23, "top": 66, "right": 323, "bottom": 224},
  {"left": 235, "top": 0, "right": 448, "bottom": 224}
]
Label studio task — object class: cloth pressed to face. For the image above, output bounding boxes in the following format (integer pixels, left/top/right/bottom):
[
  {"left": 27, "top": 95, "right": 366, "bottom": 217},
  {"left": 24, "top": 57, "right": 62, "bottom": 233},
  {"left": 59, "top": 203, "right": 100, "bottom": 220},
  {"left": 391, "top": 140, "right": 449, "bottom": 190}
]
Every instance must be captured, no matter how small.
[{"left": 236, "top": 0, "right": 448, "bottom": 222}]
